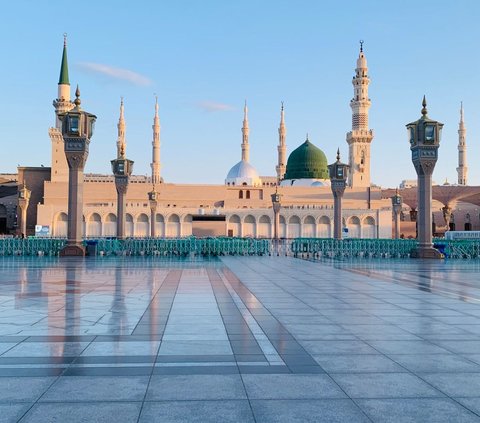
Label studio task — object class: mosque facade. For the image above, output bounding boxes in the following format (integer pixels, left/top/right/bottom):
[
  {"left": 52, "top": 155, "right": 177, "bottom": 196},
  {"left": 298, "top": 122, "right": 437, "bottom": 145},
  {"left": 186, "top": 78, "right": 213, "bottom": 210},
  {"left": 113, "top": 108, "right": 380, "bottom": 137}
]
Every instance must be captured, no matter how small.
[{"left": 10, "top": 39, "right": 478, "bottom": 239}]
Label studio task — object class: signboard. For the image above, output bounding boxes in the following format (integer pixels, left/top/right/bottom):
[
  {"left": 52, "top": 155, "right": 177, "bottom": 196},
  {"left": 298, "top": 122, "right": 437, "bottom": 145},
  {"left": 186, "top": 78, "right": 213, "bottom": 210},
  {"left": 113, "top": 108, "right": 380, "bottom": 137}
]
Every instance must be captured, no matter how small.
[{"left": 35, "top": 225, "right": 50, "bottom": 237}]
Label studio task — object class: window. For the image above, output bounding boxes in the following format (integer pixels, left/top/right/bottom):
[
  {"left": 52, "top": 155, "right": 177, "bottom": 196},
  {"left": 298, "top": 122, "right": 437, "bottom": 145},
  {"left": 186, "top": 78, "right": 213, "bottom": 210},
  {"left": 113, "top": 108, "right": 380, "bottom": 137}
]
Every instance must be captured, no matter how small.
[
  {"left": 246, "top": 190, "right": 250, "bottom": 199},
  {"left": 239, "top": 191, "right": 243, "bottom": 199}
]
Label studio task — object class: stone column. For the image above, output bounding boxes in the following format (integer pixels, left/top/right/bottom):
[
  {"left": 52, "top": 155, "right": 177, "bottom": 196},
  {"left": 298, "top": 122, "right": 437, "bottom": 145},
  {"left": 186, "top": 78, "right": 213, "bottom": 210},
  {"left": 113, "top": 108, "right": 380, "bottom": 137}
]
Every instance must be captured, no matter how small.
[
  {"left": 392, "top": 207, "right": 401, "bottom": 239},
  {"left": 332, "top": 188, "right": 345, "bottom": 239},
  {"left": 150, "top": 204, "right": 156, "bottom": 237},
  {"left": 115, "top": 176, "right": 129, "bottom": 239},
  {"left": 17, "top": 188, "right": 30, "bottom": 237},
  {"left": 61, "top": 150, "right": 89, "bottom": 256}
]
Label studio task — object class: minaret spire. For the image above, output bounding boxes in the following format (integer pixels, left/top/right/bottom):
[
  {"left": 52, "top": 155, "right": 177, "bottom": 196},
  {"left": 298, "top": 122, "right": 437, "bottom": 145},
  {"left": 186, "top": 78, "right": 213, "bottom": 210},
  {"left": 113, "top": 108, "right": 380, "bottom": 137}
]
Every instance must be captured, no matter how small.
[
  {"left": 276, "top": 102, "right": 287, "bottom": 181},
  {"left": 346, "top": 40, "right": 374, "bottom": 188},
  {"left": 116, "top": 97, "right": 126, "bottom": 158},
  {"left": 58, "top": 33, "right": 70, "bottom": 86},
  {"left": 151, "top": 96, "right": 161, "bottom": 185},
  {"left": 457, "top": 101, "right": 468, "bottom": 185},
  {"left": 241, "top": 100, "right": 250, "bottom": 162}
]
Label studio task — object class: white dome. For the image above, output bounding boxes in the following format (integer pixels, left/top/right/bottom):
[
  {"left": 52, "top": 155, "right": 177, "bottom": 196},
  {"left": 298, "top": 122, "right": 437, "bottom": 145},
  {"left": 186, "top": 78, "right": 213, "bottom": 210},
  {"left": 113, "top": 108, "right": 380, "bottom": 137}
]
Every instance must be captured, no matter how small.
[{"left": 225, "top": 160, "right": 261, "bottom": 186}]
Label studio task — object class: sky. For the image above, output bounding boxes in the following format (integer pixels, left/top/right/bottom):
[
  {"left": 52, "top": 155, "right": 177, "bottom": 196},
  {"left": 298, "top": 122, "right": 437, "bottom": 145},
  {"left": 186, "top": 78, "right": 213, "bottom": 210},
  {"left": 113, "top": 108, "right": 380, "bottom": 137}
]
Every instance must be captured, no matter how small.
[{"left": 0, "top": 0, "right": 479, "bottom": 188}]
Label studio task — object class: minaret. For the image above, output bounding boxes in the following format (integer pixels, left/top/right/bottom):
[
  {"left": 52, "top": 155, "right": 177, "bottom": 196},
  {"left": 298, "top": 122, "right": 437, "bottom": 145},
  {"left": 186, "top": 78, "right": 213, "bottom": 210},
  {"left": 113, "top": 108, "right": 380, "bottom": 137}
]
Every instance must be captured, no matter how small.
[
  {"left": 457, "top": 102, "right": 468, "bottom": 185},
  {"left": 241, "top": 101, "right": 250, "bottom": 162},
  {"left": 117, "top": 98, "right": 126, "bottom": 158},
  {"left": 151, "top": 97, "right": 161, "bottom": 185},
  {"left": 50, "top": 34, "right": 75, "bottom": 183},
  {"left": 346, "top": 40, "right": 374, "bottom": 188},
  {"left": 276, "top": 102, "right": 287, "bottom": 181}
]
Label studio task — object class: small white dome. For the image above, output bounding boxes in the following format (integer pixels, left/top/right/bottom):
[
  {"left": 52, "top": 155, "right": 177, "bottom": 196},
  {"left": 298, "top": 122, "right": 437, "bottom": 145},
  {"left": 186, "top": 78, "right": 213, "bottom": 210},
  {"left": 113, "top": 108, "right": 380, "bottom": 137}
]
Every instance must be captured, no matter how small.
[{"left": 225, "top": 160, "right": 261, "bottom": 186}]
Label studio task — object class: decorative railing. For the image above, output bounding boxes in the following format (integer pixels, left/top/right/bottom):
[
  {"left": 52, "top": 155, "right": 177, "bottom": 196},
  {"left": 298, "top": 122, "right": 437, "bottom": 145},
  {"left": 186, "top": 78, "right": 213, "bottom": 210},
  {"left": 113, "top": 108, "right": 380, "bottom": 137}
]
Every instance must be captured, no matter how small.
[{"left": 0, "top": 237, "right": 479, "bottom": 259}]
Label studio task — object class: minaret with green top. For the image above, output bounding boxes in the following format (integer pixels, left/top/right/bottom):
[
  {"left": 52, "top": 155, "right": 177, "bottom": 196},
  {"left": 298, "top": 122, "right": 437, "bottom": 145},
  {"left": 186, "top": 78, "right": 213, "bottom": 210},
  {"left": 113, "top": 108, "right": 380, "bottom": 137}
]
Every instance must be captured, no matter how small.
[{"left": 51, "top": 34, "right": 75, "bottom": 183}]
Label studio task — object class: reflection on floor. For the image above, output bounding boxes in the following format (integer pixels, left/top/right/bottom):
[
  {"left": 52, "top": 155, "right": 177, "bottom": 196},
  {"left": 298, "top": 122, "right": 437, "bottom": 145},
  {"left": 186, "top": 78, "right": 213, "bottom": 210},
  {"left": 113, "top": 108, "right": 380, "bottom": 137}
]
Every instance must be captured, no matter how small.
[{"left": 1, "top": 256, "right": 480, "bottom": 422}]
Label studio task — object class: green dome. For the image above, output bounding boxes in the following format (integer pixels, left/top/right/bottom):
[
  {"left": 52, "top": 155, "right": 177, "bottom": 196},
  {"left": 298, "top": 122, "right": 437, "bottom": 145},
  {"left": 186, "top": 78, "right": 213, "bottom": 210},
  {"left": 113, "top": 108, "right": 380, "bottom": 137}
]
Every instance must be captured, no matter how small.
[{"left": 284, "top": 139, "right": 329, "bottom": 180}]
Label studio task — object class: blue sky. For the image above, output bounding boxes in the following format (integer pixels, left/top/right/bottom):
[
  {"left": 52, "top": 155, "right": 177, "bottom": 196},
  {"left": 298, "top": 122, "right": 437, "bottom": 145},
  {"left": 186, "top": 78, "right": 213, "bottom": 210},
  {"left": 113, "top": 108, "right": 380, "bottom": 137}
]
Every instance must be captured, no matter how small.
[{"left": 0, "top": 0, "right": 479, "bottom": 187}]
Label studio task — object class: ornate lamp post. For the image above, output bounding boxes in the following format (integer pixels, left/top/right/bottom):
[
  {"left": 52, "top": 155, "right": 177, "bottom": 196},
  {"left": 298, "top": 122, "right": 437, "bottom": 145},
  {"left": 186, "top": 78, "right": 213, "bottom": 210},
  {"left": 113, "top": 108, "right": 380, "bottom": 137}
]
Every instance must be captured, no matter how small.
[
  {"left": 271, "top": 189, "right": 282, "bottom": 240},
  {"left": 58, "top": 86, "right": 96, "bottom": 256},
  {"left": 111, "top": 146, "right": 134, "bottom": 240},
  {"left": 148, "top": 189, "right": 158, "bottom": 237},
  {"left": 17, "top": 185, "right": 31, "bottom": 237},
  {"left": 271, "top": 188, "right": 282, "bottom": 255},
  {"left": 407, "top": 97, "right": 443, "bottom": 258},
  {"left": 391, "top": 189, "right": 403, "bottom": 239},
  {"left": 328, "top": 149, "right": 349, "bottom": 239}
]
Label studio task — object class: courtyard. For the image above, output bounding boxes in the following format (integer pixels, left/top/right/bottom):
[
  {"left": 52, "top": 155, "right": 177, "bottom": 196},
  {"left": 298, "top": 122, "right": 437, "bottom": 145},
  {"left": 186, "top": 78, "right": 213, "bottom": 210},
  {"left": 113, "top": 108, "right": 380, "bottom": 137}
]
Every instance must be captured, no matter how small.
[{"left": 0, "top": 256, "right": 480, "bottom": 422}]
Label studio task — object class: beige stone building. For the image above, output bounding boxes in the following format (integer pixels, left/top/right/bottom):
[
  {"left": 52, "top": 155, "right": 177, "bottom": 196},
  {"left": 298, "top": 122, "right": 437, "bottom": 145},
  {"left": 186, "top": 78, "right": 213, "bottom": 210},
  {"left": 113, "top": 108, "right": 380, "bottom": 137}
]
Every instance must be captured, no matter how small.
[
  {"left": 18, "top": 39, "right": 480, "bottom": 240},
  {"left": 12, "top": 39, "right": 395, "bottom": 239}
]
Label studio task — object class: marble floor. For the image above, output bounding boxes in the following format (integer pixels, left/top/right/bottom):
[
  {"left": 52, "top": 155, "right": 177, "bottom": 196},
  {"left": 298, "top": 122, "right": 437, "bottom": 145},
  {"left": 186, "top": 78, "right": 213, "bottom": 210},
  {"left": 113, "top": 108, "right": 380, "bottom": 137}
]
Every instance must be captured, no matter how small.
[{"left": 1, "top": 256, "right": 480, "bottom": 422}]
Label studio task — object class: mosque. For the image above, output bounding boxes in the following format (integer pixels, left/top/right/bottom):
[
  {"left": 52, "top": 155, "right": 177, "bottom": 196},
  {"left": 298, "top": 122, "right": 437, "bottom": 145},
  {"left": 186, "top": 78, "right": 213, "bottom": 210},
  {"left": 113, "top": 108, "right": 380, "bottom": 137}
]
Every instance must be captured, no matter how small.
[{"left": 2, "top": 39, "right": 478, "bottom": 239}]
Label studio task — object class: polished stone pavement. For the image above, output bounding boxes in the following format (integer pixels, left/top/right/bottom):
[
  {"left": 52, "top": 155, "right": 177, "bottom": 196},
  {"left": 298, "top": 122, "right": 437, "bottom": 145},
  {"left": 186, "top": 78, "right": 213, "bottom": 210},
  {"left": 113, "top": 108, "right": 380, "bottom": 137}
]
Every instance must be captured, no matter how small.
[{"left": 1, "top": 256, "right": 480, "bottom": 422}]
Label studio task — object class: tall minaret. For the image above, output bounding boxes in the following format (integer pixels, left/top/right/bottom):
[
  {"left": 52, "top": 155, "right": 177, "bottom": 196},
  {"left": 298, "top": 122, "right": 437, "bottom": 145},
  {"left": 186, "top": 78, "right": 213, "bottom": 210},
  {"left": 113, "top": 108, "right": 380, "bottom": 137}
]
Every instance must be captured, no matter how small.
[
  {"left": 276, "top": 102, "right": 287, "bottom": 181},
  {"left": 50, "top": 34, "right": 75, "bottom": 183},
  {"left": 457, "top": 102, "right": 468, "bottom": 185},
  {"left": 241, "top": 101, "right": 250, "bottom": 162},
  {"left": 117, "top": 98, "right": 126, "bottom": 158},
  {"left": 151, "top": 97, "right": 161, "bottom": 185},
  {"left": 346, "top": 40, "right": 374, "bottom": 188}
]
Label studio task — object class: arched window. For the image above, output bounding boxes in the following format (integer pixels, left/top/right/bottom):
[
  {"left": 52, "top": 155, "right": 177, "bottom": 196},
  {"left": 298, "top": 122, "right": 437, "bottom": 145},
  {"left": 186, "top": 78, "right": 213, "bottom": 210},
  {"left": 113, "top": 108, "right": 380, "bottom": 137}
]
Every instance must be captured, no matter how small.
[
  {"left": 246, "top": 190, "right": 251, "bottom": 199},
  {"left": 239, "top": 190, "right": 243, "bottom": 199}
]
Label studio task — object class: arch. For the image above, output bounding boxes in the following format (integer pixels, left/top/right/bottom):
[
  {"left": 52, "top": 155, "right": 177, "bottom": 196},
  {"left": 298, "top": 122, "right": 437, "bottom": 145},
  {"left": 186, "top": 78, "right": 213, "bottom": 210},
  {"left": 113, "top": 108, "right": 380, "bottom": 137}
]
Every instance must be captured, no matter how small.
[
  {"left": 87, "top": 213, "right": 102, "bottom": 237},
  {"left": 362, "top": 216, "right": 376, "bottom": 239},
  {"left": 243, "top": 214, "right": 256, "bottom": 237},
  {"left": 347, "top": 215, "right": 361, "bottom": 238},
  {"left": 167, "top": 214, "right": 180, "bottom": 237},
  {"left": 279, "top": 215, "right": 287, "bottom": 238},
  {"left": 103, "top": 213, "right": 117, "bottom": 237},
  {"left": 183, "top": 214, "right": 193, "bottom": 236},
  {"left": 239, "top": 190, "right": 243, "bottom": 199},
  {"left": 155, "top": 214, "right": 165, "bottom": 237},
  {"left": 318, "top": 215, "right": 331, "bottom": 238},
  {"left": 136, "top": 213, "right": 149, "bottom": 237},
  {"left": 126, "top": 213, "right": 134, "bottom": 237},
  {"left": 257, "top": 215, "right": 271, "bottom": 238},
  {"left": 228, "top": 214, "right": 241, "bottom": 237},
  {"left": 246, "top": 190, "right": 251, "bottom": 199},
  {"left": 288, "top": 215, "right": 301, "bottom": 238},
  {"left": 302, "top": 215, "right": 316, "bottom": 237},
  {"left": 54, "top": 212, "right": 68, "bottom": 237}
]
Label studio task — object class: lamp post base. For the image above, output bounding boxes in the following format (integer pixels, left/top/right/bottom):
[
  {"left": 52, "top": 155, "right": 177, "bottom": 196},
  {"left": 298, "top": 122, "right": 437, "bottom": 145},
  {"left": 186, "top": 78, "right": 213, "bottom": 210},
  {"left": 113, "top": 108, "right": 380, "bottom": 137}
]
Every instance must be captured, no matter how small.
[
  {"left": 60, "top": 244, "right": 86, "bottom": 257},
  {"left": 410, "top": 247, "right": 443, "bottom": 259}
]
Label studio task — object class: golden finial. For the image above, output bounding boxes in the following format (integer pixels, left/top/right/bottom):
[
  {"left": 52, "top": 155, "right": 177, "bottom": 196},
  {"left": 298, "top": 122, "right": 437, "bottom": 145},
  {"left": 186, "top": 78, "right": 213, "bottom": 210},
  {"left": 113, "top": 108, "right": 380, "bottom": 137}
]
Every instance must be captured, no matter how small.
[
  {"left": 63, "top": 33, "right": 67, "bottom": 47},
  {"left": 336, "top": 148, "right": 341, "bottom": 161},
  {"left": 359, "top": 40, "right": 364, "bottom": 52}
]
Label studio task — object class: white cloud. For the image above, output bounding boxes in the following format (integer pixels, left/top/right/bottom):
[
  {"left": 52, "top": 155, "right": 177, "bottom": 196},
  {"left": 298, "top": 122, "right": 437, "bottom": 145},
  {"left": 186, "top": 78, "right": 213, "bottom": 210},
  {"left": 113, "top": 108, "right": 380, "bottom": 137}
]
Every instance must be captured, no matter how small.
[
  {"left": 77, "top": 62, "right": 152, "bottom": 86},
  {"left": 197, "top": 101, "right": 235, "bottom": 112}
]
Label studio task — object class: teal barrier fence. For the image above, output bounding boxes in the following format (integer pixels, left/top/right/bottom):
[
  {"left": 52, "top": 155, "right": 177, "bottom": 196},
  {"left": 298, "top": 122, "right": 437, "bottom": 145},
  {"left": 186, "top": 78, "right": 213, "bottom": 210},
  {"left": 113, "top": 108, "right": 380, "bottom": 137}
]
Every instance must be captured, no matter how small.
[
  {"left": 0, "top": 237, "right": 479, "bottom": 259},
  {"left": 290, "top": 238, "right": 418, "bottom": 258}
]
